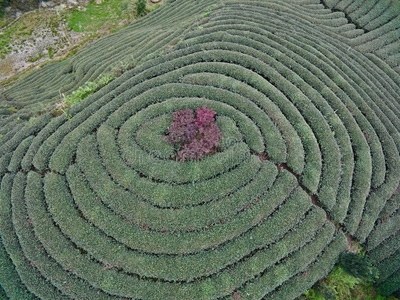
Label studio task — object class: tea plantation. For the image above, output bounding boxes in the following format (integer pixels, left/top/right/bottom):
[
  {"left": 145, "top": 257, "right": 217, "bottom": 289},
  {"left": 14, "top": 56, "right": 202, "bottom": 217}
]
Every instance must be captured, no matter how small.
[{"left": 0, "top": 0, "right": 400, "bottom": 299}]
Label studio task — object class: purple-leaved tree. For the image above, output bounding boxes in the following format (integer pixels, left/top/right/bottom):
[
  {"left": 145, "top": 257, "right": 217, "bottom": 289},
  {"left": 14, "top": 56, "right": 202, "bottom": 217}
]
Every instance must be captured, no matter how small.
[{"left": 164, "top": 106, "right": 221, "bottom": 161}]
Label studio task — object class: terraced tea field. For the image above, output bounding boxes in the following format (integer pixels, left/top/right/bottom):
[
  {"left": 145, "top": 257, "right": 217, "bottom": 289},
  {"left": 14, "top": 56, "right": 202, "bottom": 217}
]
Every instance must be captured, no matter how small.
[{"left": 0, "top": 0, "right": 400, "bottom": 299}]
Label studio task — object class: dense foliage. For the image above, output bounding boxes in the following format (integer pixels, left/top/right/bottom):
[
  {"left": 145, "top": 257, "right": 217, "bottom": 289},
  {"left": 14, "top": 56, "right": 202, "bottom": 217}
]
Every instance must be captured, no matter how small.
[
  {"left": 135, "top": 0, "right": 147, "bottom": 17},
  {"left": 164, "top": 106, "right": 221, "bottom": 161},
  {"left": 339, "top": 252, "right": 379, "bottom": 282},
  {"left": 0, "top": 0, "right": 9, "bottom": 15}
]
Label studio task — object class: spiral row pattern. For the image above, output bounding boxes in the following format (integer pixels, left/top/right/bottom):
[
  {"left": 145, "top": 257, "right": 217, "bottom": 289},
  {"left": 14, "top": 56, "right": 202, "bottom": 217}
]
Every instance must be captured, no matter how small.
[{"left": 0, "top": 0, "right": 399, "bottom": 299}]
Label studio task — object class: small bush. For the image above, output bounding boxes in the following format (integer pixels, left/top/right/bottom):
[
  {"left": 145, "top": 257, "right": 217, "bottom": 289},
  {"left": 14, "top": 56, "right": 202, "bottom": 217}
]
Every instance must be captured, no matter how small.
[
  {"left": 135, "top": 0, "right": 147, "bottom": 17},
  {"left": 163, "top": 106, "right": 221, "bottom": 161},
  {"left": 339, "top": 252, "right": 379, "bottom": 282},
  {"left": 55, "top": 73, "right": 115, "bottom": 117},
  {"left": 304, "top": 266, "right": 362, "bottom": 300}
]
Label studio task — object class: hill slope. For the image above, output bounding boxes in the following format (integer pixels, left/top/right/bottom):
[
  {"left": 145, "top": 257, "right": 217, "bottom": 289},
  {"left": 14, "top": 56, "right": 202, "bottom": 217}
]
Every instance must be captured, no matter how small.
[{"left": 0, "top": 0, "right": 399, "bottom": 299}]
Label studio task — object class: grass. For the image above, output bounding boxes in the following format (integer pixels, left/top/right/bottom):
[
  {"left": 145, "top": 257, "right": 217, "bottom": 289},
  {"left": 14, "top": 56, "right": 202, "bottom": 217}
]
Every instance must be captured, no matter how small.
[
  {"left": 67, "top": 0, "right": 134, "bottom": 33},
  {"left": 66, "top": 74, "right": 114, "bottom": 105},
  {"left": 66, "top": 0, "right": 161, "bottom": 33},
  {"left": 53, "top": 54, "right": 136, "bottom": 118},
  {"left": 55, "top": 73, "right": 115, "bottom": 118}
]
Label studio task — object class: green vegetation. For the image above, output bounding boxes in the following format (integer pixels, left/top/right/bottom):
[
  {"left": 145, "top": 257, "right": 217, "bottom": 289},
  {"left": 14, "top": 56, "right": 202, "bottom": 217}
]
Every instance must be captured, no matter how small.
[
  {"left": 54, "top": 56, "right": 137, "bottom": 117},
  {"left": 323, "top": 0, "right": 400, "bottom": 70},
  {"left": 60, "top": 73, "right": 114, "bottom": 107},
  {"left": 135, "top": 0, "right": 147, "bottom": 17},
  {"left": 67, "top": 0, "right": 135, "bottom": 32},
  {"left": 0, "top": 0, "right": 161, "bottom": 84},
  {"left": 66, "top": 0, "right": 159, "bottom": 33},
  {"left": 304, "top": 266, "right": 364, "bottom": 300},
  {"left": 0, "top": 0, "right": 400, "bottom": 299},
  {"left": 303, "top": 266, "right": 399, "bottom": 300},
  {"left": 0, "top": 0, "right": 7, "bottom": 16},
  {"left": 340, "top": 252, "right": 379, "bottom": 282},
  {"left": 0, "top": 11, "right": 62, "bottom": 59}
]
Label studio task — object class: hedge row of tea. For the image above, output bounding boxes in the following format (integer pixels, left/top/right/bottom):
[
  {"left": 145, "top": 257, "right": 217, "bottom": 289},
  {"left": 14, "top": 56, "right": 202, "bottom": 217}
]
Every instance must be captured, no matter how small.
[
  {"left": 0, "top": 0, "right": 399, "bottom": 299},
  {"left": 366, "top": 190, "right": 400, "bottom": 296},
  {"left": 0, "top": 0, "right": 216, "bottom": 122},
  {"left": 0, "top": 0, "right": 215, "bottom": 168},
  {"left": 324, "top": 0, "right": 400, "bottom": 70},
  {"left": 321, "top": 1, "right": 400, "bottom": 295}
]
